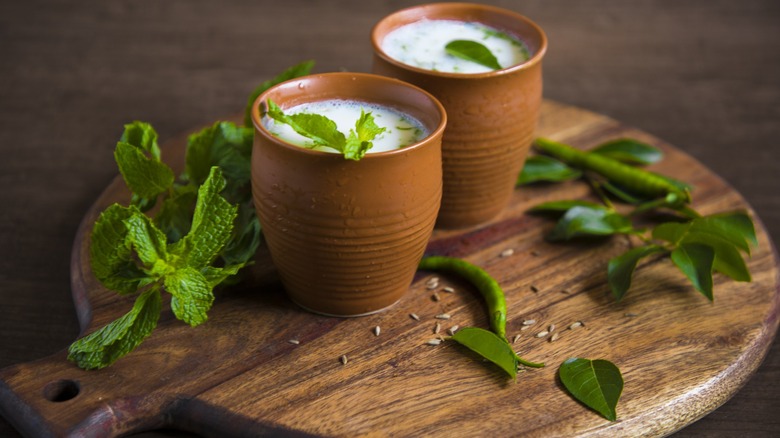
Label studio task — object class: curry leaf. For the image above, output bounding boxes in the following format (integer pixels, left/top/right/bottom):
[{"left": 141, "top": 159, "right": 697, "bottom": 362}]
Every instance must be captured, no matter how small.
[
  {"left": 671, "top": 243, "right": 715, "bottom": 300},
  {"left": 547, "top": 206, "right": 633, "bottom": 241},
  {"left": 559, "top": 358, "right": 623, "bottom": 421},
  {"left": 608, "top": 245, "right": 666, "bottom": 301},
  {"left": 518, "top": 155, "right": 582, "bottom": 184},
  {"left": 445, "top": 40, "right": 502, "bottom": 70},
  {"left": 450, "top": 327, "right": 518, "bottom": 379}
]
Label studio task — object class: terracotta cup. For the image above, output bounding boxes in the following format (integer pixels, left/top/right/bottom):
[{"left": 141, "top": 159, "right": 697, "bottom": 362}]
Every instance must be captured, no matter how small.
[
  {"left": 251, "top": 73, "right": 446, "bottom": 316},
  {"left": 371, "top": 3, "right": 547, "bottom": 228}
]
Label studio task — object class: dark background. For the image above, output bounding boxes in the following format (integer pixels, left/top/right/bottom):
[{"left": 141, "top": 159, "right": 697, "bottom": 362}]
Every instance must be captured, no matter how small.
[{"left": 1, "top": 1, "right": 778, "bottom": 436}]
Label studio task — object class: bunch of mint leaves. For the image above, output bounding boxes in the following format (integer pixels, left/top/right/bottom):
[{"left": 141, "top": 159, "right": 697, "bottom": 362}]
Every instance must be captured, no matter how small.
[
  {"left": 518, "top": 138, "right": 757, "bottom": 301},
  {"left": 68, "top": 61, "right": 314, "bottom": 369}
]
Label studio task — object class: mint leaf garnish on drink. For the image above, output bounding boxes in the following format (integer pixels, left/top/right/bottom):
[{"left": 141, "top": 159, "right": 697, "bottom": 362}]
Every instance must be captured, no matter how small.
[
  {"left": 445, "top": 40, "right": 502, "bottom": 70},
  {"left": 265, "top": 99, "right": 386, "bottom": 161}
]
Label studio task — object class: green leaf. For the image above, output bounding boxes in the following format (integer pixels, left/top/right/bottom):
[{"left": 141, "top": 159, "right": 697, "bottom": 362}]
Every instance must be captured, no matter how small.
[
  {"left": 172, "top": 167, "right": 237, "bottom": 268},
  {"left": 681, "top": 231, "right": 751, "bottom": 282},
  {"left": 652, "top": 221, "right": 691, "bottom": 245},
  {"left": 68, "top": 288, "right": 162, "bottom": 369},
  {"left": 529, "top": 199, "right": 604, "bottom": 214},
  {"left": 671, "top": 243, "right": 715, "bottom": 300},
  {"left": 120, "top": 121, "right": 161, "bottom": 160},
  {"left": 266, "top": 99, "right": 347, "bottom": 149},
  {"left": 185, "top": 121, "right": 253, "bottom": 195},
  {"left": 201, "top": 263, "right": 246, "bottom": 288},
  {"left": 343, "top": 109, "right": 386, "bottom": 160},
  {"left": 547, "top": 206, "right": 633, "bottom": 241},
  {"left": 154, "top": 184, "right": 198, "bottom": 243},
  {"left": 450, "top": 327, "right": 518, "bottom": 379},
  {"left": 164, "top": 266, "right": 214, "bottom": 326},
  {"left": 559, "top": 358, "right": 623, "bottom": 421},
  {"left": 518, "top": 155, "right": 583, "bottom": 184},
  {"left": 124, "top": 211, "right": 169, "bottom": 267},
  {"left": 244, "top": 60, "right": 315, "bottom": 127},
  {"left": 591, "top": 139, "right": 663, "bottom": 165},
  {"left": 114, "top": 141, "right": 175, "bottom": 199},
  {"left": 444, "top": 40, "right": 502, "bottom": 70},
  {"left": 689, "top": 212, "right": 756, "bottom": 254},
  {"left": 608, "top": 245, "right": 666, "bottom": 301},
  {"left": 220, "top": 201, "right": 263, "bottom": 266},
  {"left": 89, "top": 204, "right": 148, "bottom": 294}
]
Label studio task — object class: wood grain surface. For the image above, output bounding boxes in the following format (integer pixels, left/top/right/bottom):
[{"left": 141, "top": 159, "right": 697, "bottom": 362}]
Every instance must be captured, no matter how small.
[
  {"left": 0, "top": 100, "right": 777, "bottom": 437},
  {"left": 1, "top": 1, "right": 779, "bottom": 437}
]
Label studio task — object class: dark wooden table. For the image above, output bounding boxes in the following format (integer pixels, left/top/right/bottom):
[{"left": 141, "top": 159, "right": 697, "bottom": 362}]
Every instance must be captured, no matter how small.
[{"left": 1, "top": 1, "right": 777, "bottom": 436}]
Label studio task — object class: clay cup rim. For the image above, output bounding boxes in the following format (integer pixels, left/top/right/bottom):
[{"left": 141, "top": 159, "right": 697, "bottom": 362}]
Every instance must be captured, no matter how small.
[
  {"left": 371, "top": 2, "right": 548, "bottom": 80},
  {"left": 251, "top": 72, "right": 447, "bottom": 160}
]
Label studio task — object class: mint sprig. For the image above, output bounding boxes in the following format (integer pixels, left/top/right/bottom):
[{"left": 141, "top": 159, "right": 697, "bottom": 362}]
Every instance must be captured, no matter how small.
[
  {"left": 445, "top": 40, "right": 502, "bottom": 70},
  {"left": 71, "top": 62, "right": 314, "bottom": 369},
  {"left": 265, "top": 99, "right": 386, "bottom": 160}
]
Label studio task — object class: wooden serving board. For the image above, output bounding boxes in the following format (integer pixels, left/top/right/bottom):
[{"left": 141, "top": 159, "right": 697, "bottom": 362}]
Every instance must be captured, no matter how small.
[{"left": 1, "top": 100, "right": 777, "bottom": 437}]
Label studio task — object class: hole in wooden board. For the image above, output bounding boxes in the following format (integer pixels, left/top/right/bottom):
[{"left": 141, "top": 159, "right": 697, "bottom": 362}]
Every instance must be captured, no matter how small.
[{"left": 43, "top": 379, "right": 80, "bottom": 402}]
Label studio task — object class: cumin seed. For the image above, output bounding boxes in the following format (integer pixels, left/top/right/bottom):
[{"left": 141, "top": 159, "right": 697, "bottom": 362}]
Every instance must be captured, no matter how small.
[
  {"left": 410, "top": 313, "right": 420, "bottom": 321},
  {"left": 340, "top": 355, "right": 348, "bottom": 365},
  {"left": 549, "top": 333, "right": 560, "bottom": 342},
  {"left": 288, "top": 339, "right": 300, "bottom": 345},
  {"left": 569, "top": 321, "right": 583, "bottom": 330},
  {"left": 442, "top": 286, "right": 455, "bottom": 293},
  {"left": 548, "top": 324, "right": 556, "bottom": 333},
  {"left": 500, "top": 248, "right": 514, "bottom": 258},
  {"left": 432, "top": 292, "right": 440, "bottom": 302},
  {"left": 448, "top": 325, "right": 460, "bottom": 336},
  {"left": 536, "top": 330, "right": 549, "bottom": 338},
  {"left": 434, "top": 322, "right": 441, "bottom": 334},
  {"left": 426, "top": 339, "right": 442, "bottom": 346},
  {"left": 522, "top": 319, "right": 536, "bottom": 326},
  {"left": 512, "top": 334, "right": 521, "bottom": 344},
  {"left": 373, "top": 326, "right": 381, "bottom": 336},
  {"left": 520, "top": 325, "right": 531, "bottom": 331},
  {"left": 435, "top": 313, "right": 451, "bottom": 320}
]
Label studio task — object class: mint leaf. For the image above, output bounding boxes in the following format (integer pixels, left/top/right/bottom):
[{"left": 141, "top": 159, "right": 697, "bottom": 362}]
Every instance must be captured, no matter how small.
[
  {"left": 608, "top": 245, "right": 666, "bottom": 300},
  {"left": 124, "top": 210, "right": 169, "bottom": 267},
  {"left": 559, "top": 358, "right": 623, "bottom": 421},
  {"left": 591, "top": 139, "right": 663, "bottom": 165},
  {"left": 445, "top": 40, "right": 502, "bottom": 70},
  {"left": 266, "top": 99, "right": 346, "bottom": 149},
  {"left": 244, "top": 60, "right": 315, "bottom": 127},
  {"left": 343, "top": 109, "right": 386, "bottom": 160},
  {"left": 120, "top": 121, "right": 161, "bottom": 160},
  {"left": 547, "top": 206, "right": 633, "bottom": 241},
  {"left": 451, "top": 327, "right": 518, "bottom": 379},
  {"left": 164, "top": 266, "right": 214, "bottom": 326},
  {"left": 529, "top": 199, "right": 604, "bottom": 214},
  {"left": 671, "top": 243, "right": 715, "bottom": 300},
  {"left": 154, "top": 184, "right": 198, "bottom": 243},
  {"left": 221, "top": 202, "right": 263, "bottom": 266},
  {"left": 202, "top": 263, "right": 246, "bottom": 288},
  {"left": 172, "top": 167, "right": 237, "bottom": 268},
  {"left": 115, "top": 141, "right": 175, "bottom": 200},
  {"left": 90, "top": 203, "right": 148, "bottom": 294},
  {"left": 185, "top": 121, "right": 253, "bottom": 196},
  {"left": 68, "top": 288, "right": 162, "bottom": 369},
  {"left": 518, "top": 155, "right": 583, "bottom": 185}
]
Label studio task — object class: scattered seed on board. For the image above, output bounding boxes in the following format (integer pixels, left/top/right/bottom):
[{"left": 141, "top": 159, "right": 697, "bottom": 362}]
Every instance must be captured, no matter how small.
[
  {"left": 530, "top": 285, "right": 539, "bottom": 293},
  {"left": 432, "top": 292, "right": 440, "bottom": 302},
  {"left": 426, "top": 339, "right": 442, "bottom": 346},
  {"left": 410, "top": 313, "right": 420, "bottom": 321},
  {"left": 548, "top": 324, "right": 556, "bottom": 333},
  {"left": 288, "top": 339, "right": 300, "bottom": 345},
  {"left": 512, "top": 334, "right": 521, "bottom": 344},
  {"left": 569, "top": 321, "right": 583, "bottom": 330},
  {"left": 435, "top": 313, "right": 451, "bottom": 320},
  {"left": 448, "top": 325, "right": 460, "bottom": 336},
  {"left": 549, "top": 333, "right": 560, "bottom": 342},
  {"left": 500, "top": 248, "right": 514, "bottom": 258},
  {"left": 520, "top": 325, "right": 531, "bottom": 331},
  {"left": 522, "top": 319, "right": 537, "bottom": 326},
  {"left": 536, "top": 330, "right": 549, "bottom": 338},
  {"left": 434, "top": 322, "right": 441, "bottom": 334},
  {"left": 442, "top": 286, "right": 455, "bottom": 293},
  {"left": 426, "top": 277, "right": 439, "bottom": 290},
  {"left": 373, "top": 326, "right": 381, "bottom": 336},
  {"left": 340, "top": 355, "right": 348, "bottom": 365}
]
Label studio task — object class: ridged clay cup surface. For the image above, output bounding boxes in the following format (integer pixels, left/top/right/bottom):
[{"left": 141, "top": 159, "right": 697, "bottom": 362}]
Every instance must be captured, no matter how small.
[
  {"left": 251, "top": 73, "right": 446, "bottom": 316},
  {"left": 371, "top": 3, "right": 547, "bottom": 228}
]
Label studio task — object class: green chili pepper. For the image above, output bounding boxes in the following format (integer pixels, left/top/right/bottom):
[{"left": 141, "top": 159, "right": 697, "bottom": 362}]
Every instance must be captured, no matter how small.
[
  {"left": 535, "top": 138, "right": 691, "bottom": 203},
  {"left": 419, "top": 256, "right": 507, "bottom": 340}
]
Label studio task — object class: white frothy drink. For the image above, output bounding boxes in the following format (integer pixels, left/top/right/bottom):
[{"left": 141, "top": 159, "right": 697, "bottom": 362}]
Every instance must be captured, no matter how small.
[
  {"left": 264, "top": 99, "right": 428, "bottom": 153},
  {"left": 381, "top": 19, "right": 530, "bottom": 74}
]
